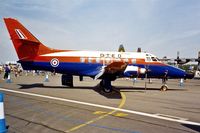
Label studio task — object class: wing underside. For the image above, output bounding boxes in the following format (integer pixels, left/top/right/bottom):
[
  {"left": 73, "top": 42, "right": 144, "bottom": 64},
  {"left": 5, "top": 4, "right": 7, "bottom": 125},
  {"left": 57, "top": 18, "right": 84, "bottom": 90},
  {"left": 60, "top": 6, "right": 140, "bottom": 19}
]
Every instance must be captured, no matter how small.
[{"left": 95, "top": 61, "right": 128, "bottom": 80}]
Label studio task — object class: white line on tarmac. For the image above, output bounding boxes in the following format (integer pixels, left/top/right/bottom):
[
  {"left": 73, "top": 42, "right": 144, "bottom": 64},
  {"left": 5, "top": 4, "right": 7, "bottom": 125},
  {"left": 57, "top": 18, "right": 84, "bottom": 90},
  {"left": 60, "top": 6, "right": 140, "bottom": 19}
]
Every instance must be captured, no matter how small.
[
  {"left": 154, "top": 113, "right": 188, "bottom": 121},
  {"left": 1, "top": 88, "right": 200, "bottom": 126}
]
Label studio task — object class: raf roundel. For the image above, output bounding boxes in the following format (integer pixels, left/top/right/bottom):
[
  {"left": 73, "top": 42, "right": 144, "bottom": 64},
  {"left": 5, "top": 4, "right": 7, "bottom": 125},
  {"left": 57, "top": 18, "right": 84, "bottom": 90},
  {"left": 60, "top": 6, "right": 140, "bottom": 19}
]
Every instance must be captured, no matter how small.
[{"left": 50, "top": 58, "right": 59, "bottom": 67}]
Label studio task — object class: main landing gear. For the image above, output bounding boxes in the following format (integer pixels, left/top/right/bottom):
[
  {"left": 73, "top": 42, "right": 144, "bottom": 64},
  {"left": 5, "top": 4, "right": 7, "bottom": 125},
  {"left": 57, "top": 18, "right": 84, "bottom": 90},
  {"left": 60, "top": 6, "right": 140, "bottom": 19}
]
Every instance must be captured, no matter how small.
[
  {"left": 61, "top": 75, "right": 113, "bottom": 93},
  {"left": 61, "top": 74, "right": 73, "bottom": 87},
  {"left": 99, "top": 79, "right": 113, "bottom": 93}
]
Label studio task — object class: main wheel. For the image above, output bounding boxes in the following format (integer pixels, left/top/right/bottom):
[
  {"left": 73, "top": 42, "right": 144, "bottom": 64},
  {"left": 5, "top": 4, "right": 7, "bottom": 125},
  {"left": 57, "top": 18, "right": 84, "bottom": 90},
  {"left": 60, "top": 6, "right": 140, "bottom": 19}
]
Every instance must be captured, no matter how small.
[
  {"left": 62, "top": 74, "right": 73, "bottom": 87},
  {"left": 103, "top": 86, "right": 112, "bottom": 93},
  {"left": 100, "top": 80, "right": 112, "bottom": 93}
]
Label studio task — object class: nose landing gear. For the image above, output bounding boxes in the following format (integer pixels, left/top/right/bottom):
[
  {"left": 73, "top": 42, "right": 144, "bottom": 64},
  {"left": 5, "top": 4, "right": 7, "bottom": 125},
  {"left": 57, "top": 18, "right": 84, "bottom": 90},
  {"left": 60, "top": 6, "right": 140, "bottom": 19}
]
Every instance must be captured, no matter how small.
[
  {"left": 160, "top": 84, "right": 168, "bottom": 91},
  {"left": 161, "top": 74, "right": 168, "bottom": 91}
]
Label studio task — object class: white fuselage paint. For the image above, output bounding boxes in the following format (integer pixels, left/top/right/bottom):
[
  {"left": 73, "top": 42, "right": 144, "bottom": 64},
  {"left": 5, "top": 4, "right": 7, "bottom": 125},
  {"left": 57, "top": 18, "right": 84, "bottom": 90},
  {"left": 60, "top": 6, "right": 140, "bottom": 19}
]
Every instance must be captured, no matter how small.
[
  {"left": 41, "top": 51, "right": 148, "bottom": 59},
  {"left": 124, "top": 66, "right": 146, "bottom": 74},
  {"left": 1, "top": 88, "right": 200, "bottom": 126}
]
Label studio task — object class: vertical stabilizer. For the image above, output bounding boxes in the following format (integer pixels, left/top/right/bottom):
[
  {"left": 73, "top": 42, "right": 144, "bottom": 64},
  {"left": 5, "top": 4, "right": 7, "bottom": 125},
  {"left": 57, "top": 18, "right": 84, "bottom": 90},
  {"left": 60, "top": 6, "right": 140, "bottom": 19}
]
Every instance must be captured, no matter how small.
[{"left": 4, "top": 18, "right": 53, "bottom": 60}]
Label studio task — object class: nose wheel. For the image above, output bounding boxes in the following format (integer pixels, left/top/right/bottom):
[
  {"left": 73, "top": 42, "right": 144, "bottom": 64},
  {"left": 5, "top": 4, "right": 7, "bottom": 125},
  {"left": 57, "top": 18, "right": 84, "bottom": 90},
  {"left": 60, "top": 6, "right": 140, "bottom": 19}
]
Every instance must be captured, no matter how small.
[
  {"left": 160, "top": 84, "right": 168, "bottom": 91},
  {"left": 161, "top": 74, "right": 168, "bottom": 91}
]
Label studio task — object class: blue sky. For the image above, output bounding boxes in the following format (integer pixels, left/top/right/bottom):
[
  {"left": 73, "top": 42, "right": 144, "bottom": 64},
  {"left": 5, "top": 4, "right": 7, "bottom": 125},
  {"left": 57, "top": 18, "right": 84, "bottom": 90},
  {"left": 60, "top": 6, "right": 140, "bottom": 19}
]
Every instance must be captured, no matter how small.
[{"left": 0, "top": 0, "right": 200, "bottom": 63}]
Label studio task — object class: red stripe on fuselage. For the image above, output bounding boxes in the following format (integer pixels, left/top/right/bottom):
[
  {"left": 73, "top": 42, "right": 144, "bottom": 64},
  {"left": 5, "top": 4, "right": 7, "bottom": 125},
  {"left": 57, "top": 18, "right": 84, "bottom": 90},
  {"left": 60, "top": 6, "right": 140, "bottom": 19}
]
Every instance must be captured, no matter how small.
[{"left": 20, "top": 55, "right": 167, "bottom": 66}]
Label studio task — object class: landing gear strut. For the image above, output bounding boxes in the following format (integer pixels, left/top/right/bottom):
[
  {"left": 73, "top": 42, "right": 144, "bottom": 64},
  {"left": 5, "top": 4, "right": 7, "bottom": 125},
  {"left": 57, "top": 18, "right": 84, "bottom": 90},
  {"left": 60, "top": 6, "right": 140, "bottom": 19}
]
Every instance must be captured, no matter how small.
[{"left": 100, "top": 79, "right": 112, "bottom": 93}]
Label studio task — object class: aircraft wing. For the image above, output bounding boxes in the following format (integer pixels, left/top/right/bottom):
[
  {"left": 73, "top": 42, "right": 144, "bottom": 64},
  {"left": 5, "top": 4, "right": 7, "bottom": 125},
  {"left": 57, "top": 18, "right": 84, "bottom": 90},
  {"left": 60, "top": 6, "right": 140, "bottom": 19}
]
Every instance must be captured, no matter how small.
[{"left": 95, "top": 61, "right": 128, "bottom": 80}]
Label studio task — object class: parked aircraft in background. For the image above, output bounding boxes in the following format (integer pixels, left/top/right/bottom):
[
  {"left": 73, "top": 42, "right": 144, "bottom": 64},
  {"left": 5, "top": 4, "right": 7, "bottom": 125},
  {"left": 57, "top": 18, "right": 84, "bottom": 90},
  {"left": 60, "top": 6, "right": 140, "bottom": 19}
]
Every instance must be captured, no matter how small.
[
  {"left": 118, "top": 44, "right": 125, "bottom": 52},
  {"left": 4, "top": 18, "right": 194, "bottom": 92},
  {"left": 162, "top": 51, "right": 200, "bottom": 79},
  {"left": 161, "top": 51, "right": 200, "bottom": 65},
  {"left": 118, "top": 44, "right": 141, "bottom": 53}
]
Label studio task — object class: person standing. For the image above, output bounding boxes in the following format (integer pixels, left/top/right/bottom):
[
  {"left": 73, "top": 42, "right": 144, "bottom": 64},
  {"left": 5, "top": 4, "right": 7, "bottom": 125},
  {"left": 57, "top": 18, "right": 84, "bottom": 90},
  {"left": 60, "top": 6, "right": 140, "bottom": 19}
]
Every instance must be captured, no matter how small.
[{"left": 3, "top": 64, "right": 10, "bottom": 80}]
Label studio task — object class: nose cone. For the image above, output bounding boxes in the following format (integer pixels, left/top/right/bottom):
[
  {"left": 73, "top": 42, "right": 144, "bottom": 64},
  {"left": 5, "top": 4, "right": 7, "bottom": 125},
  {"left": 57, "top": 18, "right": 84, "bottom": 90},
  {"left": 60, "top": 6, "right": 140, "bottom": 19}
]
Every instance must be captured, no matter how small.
[
  {"left": 185, "top": 72, "right": 195, "bottom": 79},
  {"left": 167, "top": 65, "right": 195, "bottom": 79}
]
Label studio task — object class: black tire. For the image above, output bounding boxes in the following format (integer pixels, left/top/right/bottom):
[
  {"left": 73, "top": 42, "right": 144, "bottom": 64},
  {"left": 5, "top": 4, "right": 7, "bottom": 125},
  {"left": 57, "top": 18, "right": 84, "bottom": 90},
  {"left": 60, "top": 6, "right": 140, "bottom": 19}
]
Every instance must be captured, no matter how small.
[
  {"left": 160, "top": 85, "right": 168, "bottom": 91},
  {"left": 62, "top": 74, "right": 73, "bottom": 87},
  {"left": 100, "top": 80, "right": 112, "bottom": 93},
  {"left": 103, "top": 87, "right": 112, "bottom": 93}
]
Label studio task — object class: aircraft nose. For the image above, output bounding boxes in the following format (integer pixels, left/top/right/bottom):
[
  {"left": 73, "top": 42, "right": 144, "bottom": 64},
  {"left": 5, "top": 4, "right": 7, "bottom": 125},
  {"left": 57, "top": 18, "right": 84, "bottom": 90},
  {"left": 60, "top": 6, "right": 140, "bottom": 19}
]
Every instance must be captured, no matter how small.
[
  {"left": 184, "top": 72, "right": 195, "bottom": 79},
  {"left": 166, "top": 65, "right": 189, "bottom": 78}
]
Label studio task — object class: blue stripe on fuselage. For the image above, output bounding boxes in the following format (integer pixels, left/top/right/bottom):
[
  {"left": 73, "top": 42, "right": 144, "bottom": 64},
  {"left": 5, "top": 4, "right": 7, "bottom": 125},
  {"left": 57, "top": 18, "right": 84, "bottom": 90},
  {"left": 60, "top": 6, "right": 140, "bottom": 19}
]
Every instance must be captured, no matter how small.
[
  {"left": 133, "top": 64, "right": 186, "bottom": 78},
  {"left": 19, "top": 61, "right": 102, "bottom": 76},
  {"left": 19, "top": 61, "right": 186, "bottom": 79}
]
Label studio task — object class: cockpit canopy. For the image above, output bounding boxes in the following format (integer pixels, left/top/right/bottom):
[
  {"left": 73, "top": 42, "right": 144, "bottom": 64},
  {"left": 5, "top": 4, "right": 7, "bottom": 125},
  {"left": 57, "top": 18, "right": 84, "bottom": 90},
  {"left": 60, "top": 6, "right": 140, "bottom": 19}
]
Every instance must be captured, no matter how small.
[{"left": 145, "top": 53, "right": 160, "bottom": 62}]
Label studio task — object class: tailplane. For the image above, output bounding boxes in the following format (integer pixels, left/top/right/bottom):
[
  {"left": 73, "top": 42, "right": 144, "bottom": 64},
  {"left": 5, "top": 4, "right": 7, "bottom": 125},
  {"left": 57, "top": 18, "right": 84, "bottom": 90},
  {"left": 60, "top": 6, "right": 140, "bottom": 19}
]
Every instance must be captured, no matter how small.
[{"left": 4, "top": 18, "right": 54, "bottom": 60}]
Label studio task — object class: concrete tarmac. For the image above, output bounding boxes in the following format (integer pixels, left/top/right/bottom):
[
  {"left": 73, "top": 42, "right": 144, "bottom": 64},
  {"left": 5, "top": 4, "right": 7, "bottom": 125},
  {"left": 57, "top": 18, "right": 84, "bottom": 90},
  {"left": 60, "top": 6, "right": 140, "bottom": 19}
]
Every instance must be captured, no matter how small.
[{"left": 0, "top": 73, "right": 200, "bottom": 133}]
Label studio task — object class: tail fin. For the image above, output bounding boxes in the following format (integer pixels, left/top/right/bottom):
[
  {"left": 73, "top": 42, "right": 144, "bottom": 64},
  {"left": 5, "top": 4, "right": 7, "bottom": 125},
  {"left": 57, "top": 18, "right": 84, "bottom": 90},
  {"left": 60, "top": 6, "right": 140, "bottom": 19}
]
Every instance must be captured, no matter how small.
[{"left": 4, "top": 18, "right": 53, "bottom": 60}]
